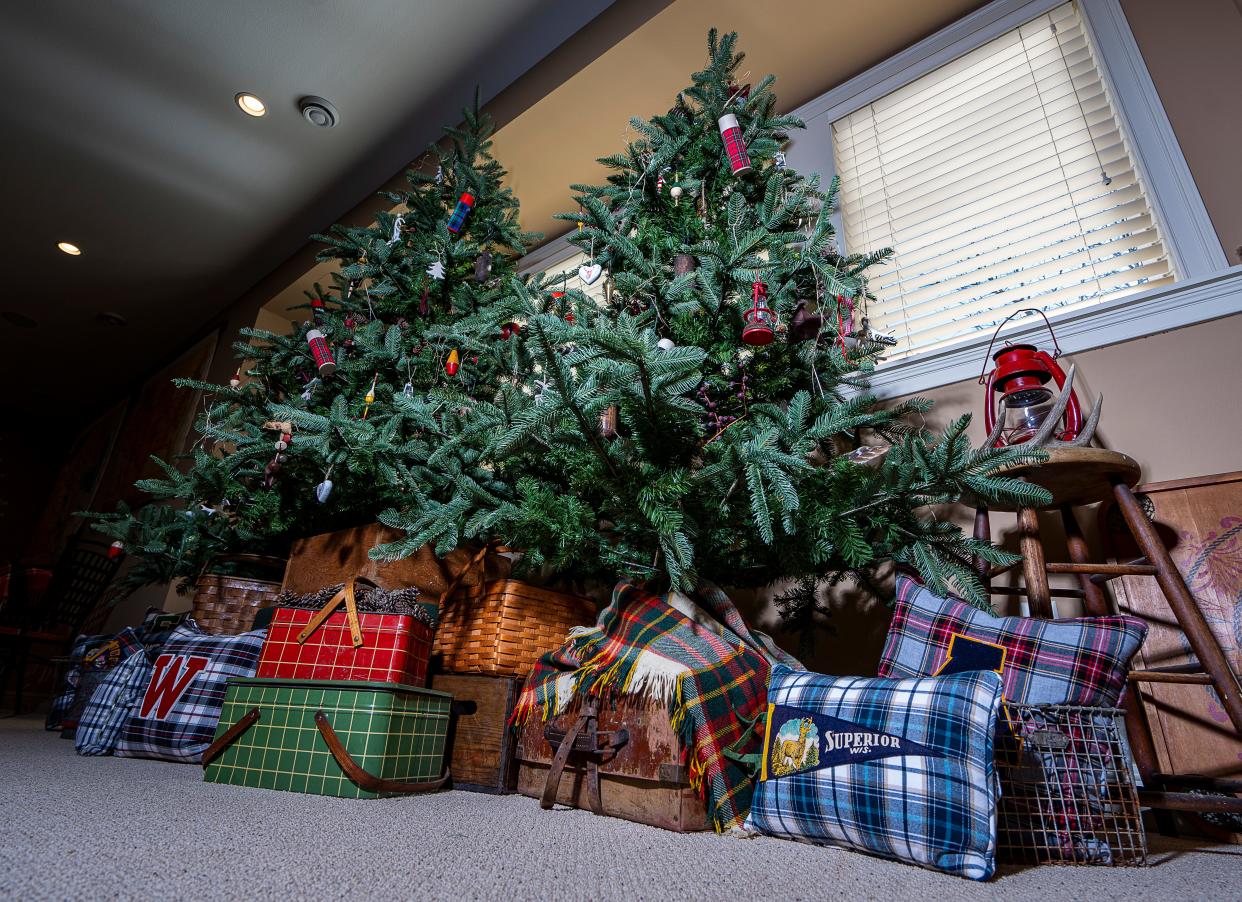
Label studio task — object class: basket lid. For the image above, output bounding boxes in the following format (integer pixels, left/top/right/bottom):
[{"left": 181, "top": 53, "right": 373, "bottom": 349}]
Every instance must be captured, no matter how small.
[{"left": 226, "top": 676, "right": 451, "bottom": 699}]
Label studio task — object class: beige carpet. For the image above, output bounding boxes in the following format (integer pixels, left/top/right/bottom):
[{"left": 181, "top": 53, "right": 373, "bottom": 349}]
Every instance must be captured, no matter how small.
[{"left": 1, "top": 717, "right": 1237, "bottom": 901}]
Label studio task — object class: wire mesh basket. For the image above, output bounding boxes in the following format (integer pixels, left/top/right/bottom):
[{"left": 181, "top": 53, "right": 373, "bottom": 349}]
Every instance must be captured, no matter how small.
[{"left": 996, "top": 704, "right": 1147, "bottom": 866}]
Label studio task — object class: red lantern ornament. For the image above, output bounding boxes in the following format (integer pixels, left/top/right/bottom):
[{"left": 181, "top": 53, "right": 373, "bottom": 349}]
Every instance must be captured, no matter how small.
[
  {"left": 741, "top": 281, "right": 776, "bottom": 346},
  {"left": 447, "top": 191, "right": 475, "bottom": 234},
  {"left": 107, "top": 540, "right": 124, "bottom": 560},
  {"left": 980, "top": 313, "right": 1083, "bottom": 447},
  {"left": 718, "top": 113, "right": 751, "bottom": 175},
  {"left": 306, "top": 329, "right": 337, "bottom": 376},
  {"left": 309, "top": 297, "right": 326, "bottom": 324},
  {"left": 445, "top": 348, "right": 460, "bottom": 376}
]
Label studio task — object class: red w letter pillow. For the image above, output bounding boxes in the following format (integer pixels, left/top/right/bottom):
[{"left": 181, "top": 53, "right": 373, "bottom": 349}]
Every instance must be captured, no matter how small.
[{"left": 116, "top": 621, "right": 266, "bottom": 763}]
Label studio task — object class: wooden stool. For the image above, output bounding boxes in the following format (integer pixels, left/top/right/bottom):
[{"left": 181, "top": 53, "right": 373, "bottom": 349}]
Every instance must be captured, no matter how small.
[{"left": 974, "top": 447, "right": 1242, "bottom": 821}]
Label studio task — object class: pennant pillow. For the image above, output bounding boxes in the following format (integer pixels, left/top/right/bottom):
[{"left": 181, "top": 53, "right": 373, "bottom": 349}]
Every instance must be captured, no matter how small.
[
  {"left": 746, "top": 664, "right": 1004, "bottom": 881},
  {"left": 879, "top": 577, "right": 1146, "bottom": 706},
  {"left": 74, "top": 647, "right": 155, "bottom": 757},
  {"left": 115, "top": 620, "right": 266, "bottom": 764}
]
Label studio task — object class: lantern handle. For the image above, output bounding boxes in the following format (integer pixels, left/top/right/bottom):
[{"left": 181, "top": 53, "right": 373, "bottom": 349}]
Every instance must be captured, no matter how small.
[{"left": 977, "top": 308, "right": 1062, "bottom": 384}]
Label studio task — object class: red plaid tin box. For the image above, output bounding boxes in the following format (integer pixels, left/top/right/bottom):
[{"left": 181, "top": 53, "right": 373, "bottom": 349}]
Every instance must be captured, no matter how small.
[{"left": 255, "top": 578, "right": 435, "bottom": 686}]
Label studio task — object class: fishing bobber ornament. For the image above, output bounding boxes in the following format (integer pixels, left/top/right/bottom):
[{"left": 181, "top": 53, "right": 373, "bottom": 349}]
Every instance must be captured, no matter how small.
[
  {"left": 446, "top": 191, "right": 475, "bottom": 234},
  {"left": 306, "top": 329, "right": 337, "bottom": 376},
  {"left": 718, "top": 113, "right": 751, "bottom": 175},
  {"left": 274, "top": 432, "right": 292, "bottom": 452},
  {"left": 107, "top": 540, "right": 124, "bottom": 560},
  {"left": 742, "top": 280, "right": 776, "bottom": 346},
  {"left": 445, "top": 348, "right": 460, "bottom": 376}
]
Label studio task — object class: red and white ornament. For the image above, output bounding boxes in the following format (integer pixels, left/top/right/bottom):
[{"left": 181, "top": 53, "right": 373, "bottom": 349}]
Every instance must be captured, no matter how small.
[
  {"left": 107, "top": 540, "right": 124, "bottom": 560},
  {"left": 306, "top": 329, "right": 337, "bottom": 376},
  {"left": 718, "top": 113, "right": 752, "bottom": 175}
]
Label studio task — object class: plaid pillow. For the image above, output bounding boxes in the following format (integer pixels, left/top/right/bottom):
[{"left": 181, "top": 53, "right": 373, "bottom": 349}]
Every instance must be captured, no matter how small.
[
  {"left": 879, "top": 577, "right": 1146, "bottom": 707},
  {"left": 48, "top": 628, "right": 146, "bottom": 734},
  {"left": 74, "top": 647, "right": 155, "bottom": 757},
  {"left": 115, "top": 620, "right": 266, "bottom": 764},
  {"left": 746, "top": 665, "right": 1004, "bottom": 881}
]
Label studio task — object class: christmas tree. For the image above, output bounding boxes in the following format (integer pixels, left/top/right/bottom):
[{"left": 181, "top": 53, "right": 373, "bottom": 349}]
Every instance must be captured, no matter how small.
[
  {"left": 91, "top": 99, "right": 538, "bottom": 594},
  {"left": 376, "top": 31, "right": 1049, "bottom": 610}
]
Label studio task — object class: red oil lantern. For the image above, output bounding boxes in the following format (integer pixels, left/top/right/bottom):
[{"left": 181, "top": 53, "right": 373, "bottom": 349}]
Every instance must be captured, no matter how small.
[
  {"left": 742, "top": 280, "right": 776, "bottom": 346},
  {"left": 980, "top": 310, "right": 1082, "bottom": 447}
]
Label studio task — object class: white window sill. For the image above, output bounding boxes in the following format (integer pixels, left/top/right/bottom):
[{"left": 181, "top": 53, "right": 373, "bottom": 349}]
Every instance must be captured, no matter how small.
[{"left": 867, "top": 264, "right": 1242, "bottom": 398}]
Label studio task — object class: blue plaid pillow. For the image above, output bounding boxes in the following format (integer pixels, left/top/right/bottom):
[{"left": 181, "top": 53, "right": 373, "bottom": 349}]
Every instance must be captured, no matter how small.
[
  {"left": 115, "top": 620, "right": 266, "bottom": 764},
  {"left": 746, "top": 664, "right": 1004, "bottom": 881},
  {"left": 46, "top": 633, "right": 110, "bottom": 731},
  {"left": 879, "top": 577, "right": 1146, "bottom": 706},
  {"left": 74, "top": 648, "right": 155, "bottom": 757}
]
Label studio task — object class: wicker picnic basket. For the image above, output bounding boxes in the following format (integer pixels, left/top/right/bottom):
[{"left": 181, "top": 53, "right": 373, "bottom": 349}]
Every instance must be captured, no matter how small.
[
  {"left": 434, "top": 545, "right": 594, "bottom": 677},
  {"left": 191, "top": 555, "right": 285, "bottom": 636}
]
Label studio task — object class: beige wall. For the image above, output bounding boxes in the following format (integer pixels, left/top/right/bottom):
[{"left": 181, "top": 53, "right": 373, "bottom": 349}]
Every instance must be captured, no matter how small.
[{"left": 1122, "top": 0, "right": 1242, "bottom": 265}]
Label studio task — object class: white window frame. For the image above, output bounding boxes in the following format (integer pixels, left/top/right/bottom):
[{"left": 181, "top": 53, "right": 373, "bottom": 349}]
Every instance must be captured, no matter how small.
[{"left": 784, "top": 0, "right": 1237, "bottom": 397}]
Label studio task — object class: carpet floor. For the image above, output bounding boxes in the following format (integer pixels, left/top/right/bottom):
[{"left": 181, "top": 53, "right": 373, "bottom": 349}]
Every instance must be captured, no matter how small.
[{"left": 1, "top": 717, "right": 1238, "bottom": 901}]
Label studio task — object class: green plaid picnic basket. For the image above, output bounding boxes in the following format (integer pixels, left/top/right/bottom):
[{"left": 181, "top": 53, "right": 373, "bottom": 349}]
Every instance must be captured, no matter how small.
[{"left": 202, "top": 677, "right": 451, "bottom": 799}]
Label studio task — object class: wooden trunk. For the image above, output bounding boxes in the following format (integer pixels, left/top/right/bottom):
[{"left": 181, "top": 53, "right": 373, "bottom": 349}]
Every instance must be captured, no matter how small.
[
  {"left": 430, "top": 672, "right": 520, "bottom": 793},
  {"left": 1099, "top": 471, "right": 1242, "bottom": 839},
  {"left": 281, "top": 524, "right": 507, "bottom": 597},
  {"left": 514, "top": 698, "right": 710, "bottom": 832}
]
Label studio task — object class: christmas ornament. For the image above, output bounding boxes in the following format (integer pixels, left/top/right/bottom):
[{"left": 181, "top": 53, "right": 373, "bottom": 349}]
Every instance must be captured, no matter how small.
[
  {"left": 980, "top": 313, "right": 1083, "bottom": 447},
  {"left": 107, "top": 540, "right": 124, "bottom": 560},
  {"left": 262, "top": 458, "right": 281, "bottom": 489},
  {"left": 362, "top": 373, "right": 378, "bottom": 419},
  {"left": 301, "top": 378, "right": 320, "bottom": 401},
  {"left": 657, "top": 337, "right": 676, "bottom": 351},
  {"left": 310, "top": 297, "right": 326, "bottom": 324},
  {"left": 774, "top": 151, "right": 787, "bottom": 170},
  {"left": 741, "top": 281, "right": 776, "bottom": 346},
  {"left": 419, "top": 284, "right": 431, "bottom": 317},
  {"left": 426, "top": 259, "right": 446, "bottom": 280},
  {"left": 403, "top": 381, "right": 414, "bottom": 397},
  {"left": 474, "top": 251, "right": 492, "bottom": 282},
  {"left": 445, "top": 348, "right": 460, "bottom": 376},
  {"left": 229, "top": 369, "right": 242, "bottom": 389},
  {"left": 306, "top": 329, "right": 337, "bottom": 376},
  {"left": 387, "top": 214, "right": 405, "bottom": 245},
  {"left": 718, "top": 113, "right": 752, "bottom": 175},
  {"left": 274, "top": 432, "right": 291, "bottom": 451},
  {"left": 673, "top": 254, "right": 697, "bottom": 277},
  {"left": 670, "top": 185, "right": 683, "bottom": 205},
  {"left": 315, "top": 478, "right": 334, "bottom": 503},
  {"left": 578, "top": 262, "right": 603, "bottom": 285},
  {"left": 446, "top": 191, "right": 475, "bottom": 234},
  {"left": 727, "top": 80, "right": 752, "bottom": 104},
  {"left": 657, "top": 167, "right": 669, "bottom": 193},
  {"left": 844, "top": 445, "right": 889, "bottom": 467}
]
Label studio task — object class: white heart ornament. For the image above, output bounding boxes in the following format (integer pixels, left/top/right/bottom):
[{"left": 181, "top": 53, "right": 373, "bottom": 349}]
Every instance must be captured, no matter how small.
[{"left": 579, "top": 263, "right": 603, "bottom": 285}]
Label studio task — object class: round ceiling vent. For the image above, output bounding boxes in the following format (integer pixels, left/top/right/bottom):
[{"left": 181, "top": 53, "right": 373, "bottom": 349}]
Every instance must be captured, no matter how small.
[{"left": 299, "top": 96, "right": 339, "bottom": 128}]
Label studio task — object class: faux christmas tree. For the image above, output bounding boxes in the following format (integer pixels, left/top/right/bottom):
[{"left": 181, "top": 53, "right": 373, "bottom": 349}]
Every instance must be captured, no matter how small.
[
  {"left": 91, "top": 98, "right": 538, "bottom": 593},
  {"left": 376, "top": 31, "right": 1049, "bottom": 615}
]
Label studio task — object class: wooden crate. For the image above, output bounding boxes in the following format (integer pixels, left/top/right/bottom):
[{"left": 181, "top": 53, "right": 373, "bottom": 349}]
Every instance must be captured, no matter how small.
[
  {"left": 281, "top": 524, "right": 507, "bottom": 597},
  {"left": 430, "top": 672, "right": 520, "bottom": 793},
  {"left": 1099, "top": 470, "right": 1242, "bottom": 837},
  {"left": 515, "top": 698, "right": 709, "bottom": 832}
]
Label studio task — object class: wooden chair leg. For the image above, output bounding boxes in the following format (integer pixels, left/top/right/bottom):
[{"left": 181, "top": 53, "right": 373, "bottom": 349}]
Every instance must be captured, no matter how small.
[
  {"left": 973, "top": 505, "right": 991, "bottom": 591},
  {"left": 1061, "top": 504, "right": 1110, "bottom": 617},
  {"left": 1122, "top": 683, "right": 1179, "bottom": 835},
  {"left": 1111, "top": 479, "right": 1242, "bottom": 738},
  {"left": 1017, "top": 507, "right": 1053, "bottom": 618}
]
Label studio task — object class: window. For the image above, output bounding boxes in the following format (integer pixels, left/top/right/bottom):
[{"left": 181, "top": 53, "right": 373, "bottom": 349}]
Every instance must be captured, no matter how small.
[
  {"left": 519, "top": 242, "right": 610, "bottom": 304},
  {"left": 830, "top": 2, "right": 1172, "bottom": 361}
]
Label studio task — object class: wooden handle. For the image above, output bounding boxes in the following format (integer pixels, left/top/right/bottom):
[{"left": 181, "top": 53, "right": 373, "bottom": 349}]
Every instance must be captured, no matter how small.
[
  {"left": 201, "top": 707, "right": 261, "bottom": 767},
  {"left": 296, "top": 576, "right": 378, "bottom": 646},
  {"left": 313, "top": 710, "right": 449, "bottom": 794}
]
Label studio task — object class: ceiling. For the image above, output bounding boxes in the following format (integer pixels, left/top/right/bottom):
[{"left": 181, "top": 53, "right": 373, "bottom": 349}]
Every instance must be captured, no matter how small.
[
  {"left": 0, "top": 0, "right": 615, "bottom": 417},
  {"left": 2, "top": 0, "right": 986, "bottom": 421},
  {"left": 261, "top": 0, "right": 987, "bottom": 322}
]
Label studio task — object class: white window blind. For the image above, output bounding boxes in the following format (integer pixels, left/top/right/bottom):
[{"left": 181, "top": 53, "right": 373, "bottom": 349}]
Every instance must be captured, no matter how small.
[{"left": 831, "top": 1, "right": 1173, "bottom": 360}]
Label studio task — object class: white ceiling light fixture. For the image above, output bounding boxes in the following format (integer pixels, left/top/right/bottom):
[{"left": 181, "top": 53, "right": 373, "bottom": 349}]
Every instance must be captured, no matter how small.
[
  {"left": 57, "top": 241, "right": 82, "bottom": 256},
  {"left": 298, "top": 96, "right": 339, "bottom": 128},
  {"left": 235, "top": 92, "right": 267, "bottom": 117}
]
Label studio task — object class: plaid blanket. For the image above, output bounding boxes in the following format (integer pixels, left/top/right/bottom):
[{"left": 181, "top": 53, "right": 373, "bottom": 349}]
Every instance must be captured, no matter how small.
[{"left": 513, "top": 581, "right": 801, "bottom": 832}]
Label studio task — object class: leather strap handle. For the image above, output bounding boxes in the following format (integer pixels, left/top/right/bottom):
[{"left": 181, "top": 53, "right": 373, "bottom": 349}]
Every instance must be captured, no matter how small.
[
  {"left": 543, "top": 724, "right": 630, "bottom": 754},
  {"left": 296, "top": 577, "right": 378, "bottom": 648},
  {"left": 540, "top": 711, "right": 591, "bottom": 811},
  {"left": 313, "top": 710, "right": 449, "bottom": 794},
  {"left": 201, "top": 707, "right": 261, "bottom": 767}
]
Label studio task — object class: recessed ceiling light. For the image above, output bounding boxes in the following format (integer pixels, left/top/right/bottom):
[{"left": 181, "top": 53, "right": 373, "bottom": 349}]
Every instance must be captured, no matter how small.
[
  {"left": 57, "top": 241, "right": 82, "bottom": 256},
  {"left": 235, "top": 92, "right": 267, "bottom": 117}
]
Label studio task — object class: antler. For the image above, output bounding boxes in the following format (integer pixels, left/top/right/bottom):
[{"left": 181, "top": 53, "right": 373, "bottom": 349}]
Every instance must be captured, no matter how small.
[{"left": 980, "top": 362, "right": 1103, "bottom": 450}]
